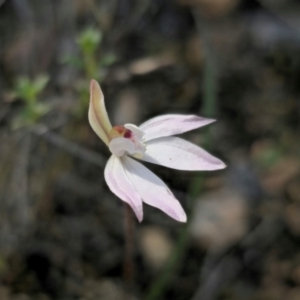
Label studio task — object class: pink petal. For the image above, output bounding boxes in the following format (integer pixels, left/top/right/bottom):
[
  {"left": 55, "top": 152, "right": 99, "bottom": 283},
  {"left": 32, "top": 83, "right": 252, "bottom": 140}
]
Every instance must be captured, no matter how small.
[
  {"left": 123, "top": 156, "right": 187, "bottom": 222},
  {"left": 140, "top": 137, "right": 226, "bottom": 171},
  {"left": 139, "top": 114, "right": 215, "bottom": 141},
  {"left": 88, "top": 80, "right": 112, "bottom": 146},
  {"left": 104, "top": 155, "right": 143, "bottom": 222}
]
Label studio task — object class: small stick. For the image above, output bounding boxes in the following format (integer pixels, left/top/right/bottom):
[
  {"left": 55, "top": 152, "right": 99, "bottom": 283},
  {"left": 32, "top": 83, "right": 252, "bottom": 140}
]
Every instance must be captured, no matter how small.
[{"left": 123, "top": 203, "right": 135, "bottom": 297}]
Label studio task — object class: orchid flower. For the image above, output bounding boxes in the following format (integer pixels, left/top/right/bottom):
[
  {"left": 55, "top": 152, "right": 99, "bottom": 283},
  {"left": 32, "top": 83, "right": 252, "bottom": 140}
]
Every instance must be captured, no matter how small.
[{"left": 88, "top": 80, "right": 225, "bottom": 223}]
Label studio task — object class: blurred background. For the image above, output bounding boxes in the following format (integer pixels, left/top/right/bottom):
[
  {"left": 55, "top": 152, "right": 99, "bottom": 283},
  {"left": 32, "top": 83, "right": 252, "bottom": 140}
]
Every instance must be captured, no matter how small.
[{"left": 0, "top": 0, "right": 300, "bottom": 299}]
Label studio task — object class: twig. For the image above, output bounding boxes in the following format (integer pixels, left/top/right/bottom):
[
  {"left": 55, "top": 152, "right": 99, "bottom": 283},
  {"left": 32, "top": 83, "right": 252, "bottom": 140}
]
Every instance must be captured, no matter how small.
[
  {"left": 30, "top": 124, "right": 106, "bottom": 167},
  {"left": 8, "top": 134, "right": 31, "bottom": 230},
  {"left": 123, "top": 203, "right": 135, "bottom": 298},
  {"left": 190, "top": 217, "right": 283, "bottom": 300}
]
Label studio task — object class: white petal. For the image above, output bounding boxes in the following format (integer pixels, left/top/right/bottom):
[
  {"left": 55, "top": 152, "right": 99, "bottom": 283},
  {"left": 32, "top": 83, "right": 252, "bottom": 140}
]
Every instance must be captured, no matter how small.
[
  {"left": 88, "top": 80, "right": 112, "bottom": 146},
  {"left": 139, "top": 114, "right": 215, "bottom": 141},
  {"left": 104, "top": 155, "right": 143, "bottom": 222},
  {"left": 140, "top": 137, "right": 226, "bottom": 171},
  {"left": 123, "top": 156, "right": 187, "bottom": 222},
  {"left": 109, "top": 137, "right": 135, "bottom": 157}
]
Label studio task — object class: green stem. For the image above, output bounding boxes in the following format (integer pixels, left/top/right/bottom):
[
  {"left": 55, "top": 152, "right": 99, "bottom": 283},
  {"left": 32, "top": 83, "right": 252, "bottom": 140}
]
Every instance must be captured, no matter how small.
[
  {"left": 144, "top": 10, "right": 218, "bottom": 300},
  {"left": 144, "top": 223, "right": 190, "bottom": 300},
  {"left": 84, "top": 53, "right": 97, "bottom": 79}
]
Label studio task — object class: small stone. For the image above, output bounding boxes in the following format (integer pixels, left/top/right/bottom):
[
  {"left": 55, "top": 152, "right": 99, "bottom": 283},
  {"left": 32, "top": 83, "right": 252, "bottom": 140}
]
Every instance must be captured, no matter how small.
[
  {"left": 0, "top": 286, "right": 10, "bottom": 300},
  {"left": 80, "top": 279, "right": 136, "bottom": 300},
  {"left": 190, "top": 189, "right": 248, "bottom": 252},
  {"left": 139, "top": 226, "right": 174, "bottom": 271}
]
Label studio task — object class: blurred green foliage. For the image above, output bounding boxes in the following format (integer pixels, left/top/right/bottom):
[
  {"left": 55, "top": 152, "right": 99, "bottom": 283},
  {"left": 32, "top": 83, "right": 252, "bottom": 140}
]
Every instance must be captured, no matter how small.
[
  {"left": 77, "top": 28, "right": 102, "bottom": 57},
  {"left": 62, "top": 27, "right": 116, "bottom": 118},
  {"left": 77, "top": 27, "right": 102, "bottom": 79},
  {"left": 12, "top": 75, "right": 51, "bottom": 129},
  {"left": 255, "top": 143, "right": 283, "bottom": 170}
]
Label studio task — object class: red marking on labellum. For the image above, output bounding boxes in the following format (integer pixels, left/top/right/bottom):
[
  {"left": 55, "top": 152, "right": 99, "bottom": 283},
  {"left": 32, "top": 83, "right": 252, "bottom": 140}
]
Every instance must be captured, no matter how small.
[
  {"left": 124, "top": 130, "right": 132, "bottom": 138},
  {"left": 109, "top": 125, "right": 133, "bottom": 140}
]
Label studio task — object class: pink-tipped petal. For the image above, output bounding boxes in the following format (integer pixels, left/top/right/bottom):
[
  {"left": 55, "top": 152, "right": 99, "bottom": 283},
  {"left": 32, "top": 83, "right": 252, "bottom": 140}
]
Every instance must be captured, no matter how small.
[
  {"left": 88, "top": 80, "right": 112, "bottom": 145},
  {"left": 139, "top": 114, "right": 215, "bottom": 141},
  {"left": 123, "top": 156, "right": 187, "bottom": 222},
  {"left": 104, "top": 155, "right": 143, "bottom": 222},
  {"left": 140, "top": 137, "right": 226, "bottom": 171}
]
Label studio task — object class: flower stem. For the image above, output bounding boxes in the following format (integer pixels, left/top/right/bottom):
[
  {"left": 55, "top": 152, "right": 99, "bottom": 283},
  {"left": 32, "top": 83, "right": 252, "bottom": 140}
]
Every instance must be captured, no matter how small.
[{"left": 123, "top": 203, "right": 135, "bottom": 295}]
